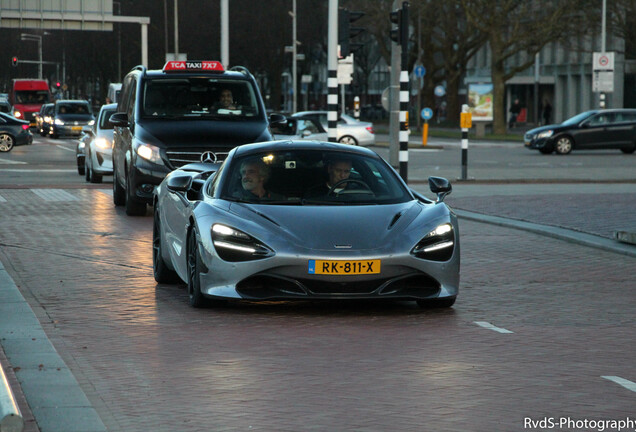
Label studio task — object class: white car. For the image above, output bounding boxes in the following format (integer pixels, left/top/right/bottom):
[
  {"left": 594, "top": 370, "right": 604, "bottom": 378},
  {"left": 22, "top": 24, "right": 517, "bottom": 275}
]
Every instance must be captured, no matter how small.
[
  {"left": 83, "top": 103, "right": 117, "bottom": 183},
  {"left": 292, "top": 111, "right": 375, "bottom": 146},
  {"left": 271, "top": 117, "right": 327, "bottom": 141}
]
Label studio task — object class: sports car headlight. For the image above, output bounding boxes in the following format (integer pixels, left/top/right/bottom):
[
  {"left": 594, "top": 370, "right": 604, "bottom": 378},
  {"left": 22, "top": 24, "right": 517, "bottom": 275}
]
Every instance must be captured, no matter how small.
[
  {"left": 136, "top": 143, "right": 164, "bottom": 165},
  {"left": 411, "top": 223, "right": 454, "bottom": 261},
  {"left": 54, "top": 118, "right": 64, "bottom": 125},
  {"left": 95, "top": 137, "right": 111, "bottom": 150},
  {"left": 537, "top": 130, "right": 553, "bottom": 139},
  {"left": 212, "top": 224, "right": 274, "bottom": 262}
]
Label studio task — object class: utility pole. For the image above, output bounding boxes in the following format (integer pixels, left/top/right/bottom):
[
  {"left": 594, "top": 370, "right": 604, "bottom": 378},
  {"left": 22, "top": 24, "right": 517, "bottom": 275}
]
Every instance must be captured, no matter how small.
[
  {"left": 174, "top": 0, "right": 179, "bottom": 56},
  {"left": 291, "top": 0, "right": 298, "bottom": 113},
  {"left": 328, "top": 0, "right": 338, "bottom": 142},
  {"left": 221, "top": 0, "right": 229, "bottom": 67}
]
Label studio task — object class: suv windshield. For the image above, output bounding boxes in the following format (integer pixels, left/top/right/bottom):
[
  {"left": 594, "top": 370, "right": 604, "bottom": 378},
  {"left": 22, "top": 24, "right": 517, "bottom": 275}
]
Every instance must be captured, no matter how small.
[
  {"left": 219, "top": 149, "right": 411, "bottom": 206},
  {"left": 142, "top": 78, "right": 260, "bottom": 119}
]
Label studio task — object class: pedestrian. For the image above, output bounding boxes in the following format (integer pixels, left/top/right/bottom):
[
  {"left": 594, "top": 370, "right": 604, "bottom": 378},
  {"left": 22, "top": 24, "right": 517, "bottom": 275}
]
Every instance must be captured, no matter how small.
[
  {"left": 542, "top": 99, "right": 552, "bottom": 125},
  {"left": 509, "top": 98, "right": 521, "bottom": 129}
]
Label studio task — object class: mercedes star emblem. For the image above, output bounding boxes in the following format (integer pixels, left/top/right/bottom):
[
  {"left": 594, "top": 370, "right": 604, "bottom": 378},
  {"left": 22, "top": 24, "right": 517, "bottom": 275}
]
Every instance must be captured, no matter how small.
[{"left": 200, "top": 151, "right": 218, "bottom": 163}]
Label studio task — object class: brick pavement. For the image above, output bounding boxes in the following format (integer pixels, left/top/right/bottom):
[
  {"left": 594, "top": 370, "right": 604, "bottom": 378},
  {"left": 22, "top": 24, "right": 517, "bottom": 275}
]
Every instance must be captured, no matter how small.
[{"left": 0, "top": 188, "right": 635, "bottom": 432}]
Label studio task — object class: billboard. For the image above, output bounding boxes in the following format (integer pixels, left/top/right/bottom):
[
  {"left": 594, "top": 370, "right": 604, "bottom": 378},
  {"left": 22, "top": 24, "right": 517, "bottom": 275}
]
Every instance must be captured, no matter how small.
[
  {"left": 0, "top": 0, "right": 113, "bottom": 30},
  {"left": 467, "top": 83, "right": 493, "bottom": 121}
]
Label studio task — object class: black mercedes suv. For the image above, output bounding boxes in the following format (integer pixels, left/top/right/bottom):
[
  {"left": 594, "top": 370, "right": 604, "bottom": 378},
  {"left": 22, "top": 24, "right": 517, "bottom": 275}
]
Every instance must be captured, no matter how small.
[{"left": 110, "top": 60, "right": 284, "bottom": 215}]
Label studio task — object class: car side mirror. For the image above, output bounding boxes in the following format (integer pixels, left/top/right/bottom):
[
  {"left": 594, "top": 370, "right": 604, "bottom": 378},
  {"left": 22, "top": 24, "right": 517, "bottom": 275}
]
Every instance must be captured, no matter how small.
[
  {"left": 166, "top": 175, "right": 193, "bottom": 193},
  {"left": 109, "top": 112, "right": 129, "bottom": 127},
  {"left": 269, "top": 113, "right": 287, "bottom": 126},
  {"left": 428, "top": 176, "right": 452, "bottom": 203}
]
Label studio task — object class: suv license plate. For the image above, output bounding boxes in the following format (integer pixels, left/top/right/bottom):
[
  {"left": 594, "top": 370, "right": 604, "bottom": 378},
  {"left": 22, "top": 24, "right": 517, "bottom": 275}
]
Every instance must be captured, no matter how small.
[{"left": 308, "top": 259, "right": 381, "bottom": 275}]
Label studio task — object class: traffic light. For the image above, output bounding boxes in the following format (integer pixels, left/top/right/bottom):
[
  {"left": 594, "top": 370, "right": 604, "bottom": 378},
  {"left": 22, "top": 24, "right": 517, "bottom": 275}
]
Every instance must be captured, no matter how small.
[
  {"left": 390, "top": 2, "right": 409, "bottom": 46},
  {"left": 338, "top": 8, "right": 365, "bottom": 58},
  {"left": 12, "top": 56, "right": 18, "bottom": 67}
]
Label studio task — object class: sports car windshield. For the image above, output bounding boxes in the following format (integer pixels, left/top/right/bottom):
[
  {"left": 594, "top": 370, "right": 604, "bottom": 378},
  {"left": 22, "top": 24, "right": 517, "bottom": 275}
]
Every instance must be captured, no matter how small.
[
  {"left": 142, "top": 78, "right": 260, "bottom": 119},
  {"left": 219, "top": 150, "right": 412, "bottom": 205}
]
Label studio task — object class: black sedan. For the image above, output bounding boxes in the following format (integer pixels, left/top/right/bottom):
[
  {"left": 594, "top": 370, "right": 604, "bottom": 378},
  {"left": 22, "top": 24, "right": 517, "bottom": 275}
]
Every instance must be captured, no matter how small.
[
  {"left": 0, "top": 112, "right": 33, "bottom": 152},
  {"left": 524, "top": 109, "right": 636, "bottom": 155}
]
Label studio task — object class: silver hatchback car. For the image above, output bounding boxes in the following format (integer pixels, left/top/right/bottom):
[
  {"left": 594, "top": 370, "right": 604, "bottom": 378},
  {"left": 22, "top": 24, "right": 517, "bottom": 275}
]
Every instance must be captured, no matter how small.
[{"left": 292, "top": 111, "right": 375, "bottom": 146}]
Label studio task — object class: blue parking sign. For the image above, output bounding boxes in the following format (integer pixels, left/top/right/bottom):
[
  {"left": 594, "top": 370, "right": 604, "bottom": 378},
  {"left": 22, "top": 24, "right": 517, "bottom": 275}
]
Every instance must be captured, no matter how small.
[{"left": 421, "top": 107, "right": 433, "bottom": 120}]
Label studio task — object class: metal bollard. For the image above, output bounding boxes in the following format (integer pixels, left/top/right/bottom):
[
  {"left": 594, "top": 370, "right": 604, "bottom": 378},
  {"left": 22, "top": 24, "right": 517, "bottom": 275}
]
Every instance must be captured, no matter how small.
[
  {"left": 460, "top": 104, "right": 472, "bottom": 180},
  {"left": 0, "top": 365, "right": 24, "bottom": 432}
]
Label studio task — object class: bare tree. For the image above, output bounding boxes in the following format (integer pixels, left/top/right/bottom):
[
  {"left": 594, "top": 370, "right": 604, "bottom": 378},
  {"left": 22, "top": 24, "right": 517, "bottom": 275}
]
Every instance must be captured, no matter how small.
[{"left": 461, "top": 0, "right": 591, "bottom": 134}]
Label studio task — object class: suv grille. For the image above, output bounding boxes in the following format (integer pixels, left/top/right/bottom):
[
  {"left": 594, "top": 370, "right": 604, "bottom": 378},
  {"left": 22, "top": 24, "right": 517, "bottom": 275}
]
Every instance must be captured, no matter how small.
[{"left": 165, "top": 148, "right": 231, "bottom": 169}]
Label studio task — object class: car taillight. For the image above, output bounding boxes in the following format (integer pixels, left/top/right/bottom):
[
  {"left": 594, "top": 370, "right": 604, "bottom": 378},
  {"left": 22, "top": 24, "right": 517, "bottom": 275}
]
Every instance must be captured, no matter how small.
[
  {"left": 21, "top": 124, "right": 29, "bottom": 130},
  {"left": 366, "top": 126, "right": 374, "bottom": 134}
]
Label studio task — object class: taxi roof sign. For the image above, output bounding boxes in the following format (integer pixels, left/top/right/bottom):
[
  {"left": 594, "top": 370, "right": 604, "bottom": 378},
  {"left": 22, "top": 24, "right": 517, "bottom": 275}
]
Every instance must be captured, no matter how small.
[{"left": 163, "top": 60, "right": 225, "bottom": 72}]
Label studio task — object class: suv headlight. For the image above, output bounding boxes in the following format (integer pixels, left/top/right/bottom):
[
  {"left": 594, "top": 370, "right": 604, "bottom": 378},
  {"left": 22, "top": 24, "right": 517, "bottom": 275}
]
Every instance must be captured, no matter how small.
[
  {"left": 537, "top": 130, "right": 553, "bottom": 139},
  {"left": 136, "top": 143, "right": 164, "bottom": 165},
  {"left": 411, "top": 223, "right": 454, "bottom": 261},
  {"left": 54, "top": 118, "right": 64, "bottom": 125},
  {"left": 212, "top": 224, "right": 274, "bottom": 262},
  {"left": 88, "top": 120, "right": 95, "bottom": 126}
]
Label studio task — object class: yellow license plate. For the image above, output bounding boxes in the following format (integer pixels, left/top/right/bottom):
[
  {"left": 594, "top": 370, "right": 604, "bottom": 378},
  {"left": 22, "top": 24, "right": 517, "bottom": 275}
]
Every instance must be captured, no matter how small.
[
  {"left": 72, "top": 126, "right": 82, "bottom": 131},
  {"left": 308, "top": 259, "right": 381, "bottom": 275}
]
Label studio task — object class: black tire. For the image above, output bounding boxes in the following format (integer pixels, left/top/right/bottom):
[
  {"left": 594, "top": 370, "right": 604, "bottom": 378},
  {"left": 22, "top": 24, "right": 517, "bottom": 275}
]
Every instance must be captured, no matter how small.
[
  {"left": 112, "top": 164, "right": 126, "bottom": 206},
  {"left": 187, "top": 228, "right": 209, "bottom": 308},
  {"left": 0, "top": 133, "right": 15, "bottom": 152},
  {"left": 84, "top": 155, "right": 91, "bottom": 182},
  {"left": 539, "top": 147, "right": 553, "bottom": 155},
  {"left": 338, "top": 135, "right": 358, "bottom": 146},
  {"left": 77, "top": 157, "right": 85, "bottom": 175},
  {"left": 153, "top": 206, "right": 180, "bottom": 284},
  {"left": 620, "top": 146, "right": 635, "bottom": 154},
  {"left": 416, "top": 297, "right": 456, "bottom": 309},
  {"left": 88, "top": 154, "right": 103, "bottom": 183},
  {"left": 125, "top": 165, "right": 147, "bottom": 216},
  {"left": 554, "top": 136, "right": 573, "bottom": 155}
]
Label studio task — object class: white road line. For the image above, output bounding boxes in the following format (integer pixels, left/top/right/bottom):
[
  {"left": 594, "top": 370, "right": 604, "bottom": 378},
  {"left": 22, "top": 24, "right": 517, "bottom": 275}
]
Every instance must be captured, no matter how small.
[
  {"left": 601, "top": 376, "right": 636, "bottom": 393},
  {"left": 411, "top": 149, "right": 441, "bottom": 153},
  {"left": 474, "top": 321, "right": 514, "bottom": 334},
  {"left": 0, "top": 158, "right": 28, "bottom": 165},
  {"left": 56, "top": 145, "right": 75, "bottom": 152},
  {"left": 31, "top": 189, "right": 79, "bottom": 201},
  {"left": 0, "top": 194, "right": 6, "bottom": 202},
  {"left": 2, "top": 169, "right": 76, "bottom": 173}
]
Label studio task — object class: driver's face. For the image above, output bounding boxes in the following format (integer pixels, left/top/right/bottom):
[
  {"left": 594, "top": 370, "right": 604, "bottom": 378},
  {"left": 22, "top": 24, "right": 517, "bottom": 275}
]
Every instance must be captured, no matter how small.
[{"left": 328, "top": 161, "right": 352, "bottom": 186}]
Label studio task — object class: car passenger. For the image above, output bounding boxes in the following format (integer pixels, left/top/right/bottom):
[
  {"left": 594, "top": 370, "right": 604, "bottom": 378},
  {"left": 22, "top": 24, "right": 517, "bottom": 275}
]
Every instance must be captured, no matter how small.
[{"left": 238, "top": 159, "right": 283, "bottom": 200}]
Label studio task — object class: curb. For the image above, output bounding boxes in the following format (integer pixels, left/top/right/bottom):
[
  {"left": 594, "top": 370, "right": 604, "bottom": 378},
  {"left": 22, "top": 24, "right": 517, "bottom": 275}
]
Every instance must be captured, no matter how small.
[
  {"left": 455, "top": 209, "right": 636, "bottom": 258},
  {"left": 0, "top": 262, "right": 107, "bottom": 432}
]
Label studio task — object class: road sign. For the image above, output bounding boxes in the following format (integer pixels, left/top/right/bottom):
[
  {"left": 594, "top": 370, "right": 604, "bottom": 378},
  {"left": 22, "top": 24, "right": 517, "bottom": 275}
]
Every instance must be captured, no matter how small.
[
  {"left": 593, "top": 70, "right": 614, "bottom": 93},
  {"left": 421, "top": 107, "right": 433, "bottom": 120},
  {"left": 414, "top": 65, "right": 425, "bottom": 78},
  {"left": 337, "top": 54, "right": 354, "bottom": 85},
  {"left": 434, "top": 85, "right": 446, "bottom": 97},
  {"left": 593, "top": 52, "right": 614, "bottom": 71}
]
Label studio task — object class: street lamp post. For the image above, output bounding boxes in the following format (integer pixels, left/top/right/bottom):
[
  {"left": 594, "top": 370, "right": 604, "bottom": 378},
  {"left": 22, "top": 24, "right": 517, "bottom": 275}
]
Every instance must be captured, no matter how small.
[
  {"left": 21, "top": 33, "right": 49, "bottom": 79},
  {"left": 114, "top": 2, "right": 122, "bottom": 80}
]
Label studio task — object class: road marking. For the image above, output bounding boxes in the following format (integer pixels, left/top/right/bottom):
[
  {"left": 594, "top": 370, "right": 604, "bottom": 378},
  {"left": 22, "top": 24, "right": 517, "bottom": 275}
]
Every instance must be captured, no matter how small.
[
  {"left": 31, "top": 189, "right": 79, "bottom": 201},
  {"left": 56, "top": 144, "right": 75, "bottom": 152},
  {"left": 411, "top": 149, "right": 441, "bottom": 153},
  {"left": 0, "top": 158, "right": 28, "bottom": 165},
  {"left": 0, "top": 194, "right": 6, "bottom": 202},
  {"left": 601, "top": 376, "right": 636, "bottom": 393},
  {"left": 474, "top": 321, "right": 514, "bottom": 334}
]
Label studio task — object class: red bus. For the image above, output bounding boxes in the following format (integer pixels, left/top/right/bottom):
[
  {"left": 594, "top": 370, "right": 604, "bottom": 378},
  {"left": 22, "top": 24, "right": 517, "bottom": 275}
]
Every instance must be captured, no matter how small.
[{"left": 9, "top": 79, "right": 52, "bottom": 127}]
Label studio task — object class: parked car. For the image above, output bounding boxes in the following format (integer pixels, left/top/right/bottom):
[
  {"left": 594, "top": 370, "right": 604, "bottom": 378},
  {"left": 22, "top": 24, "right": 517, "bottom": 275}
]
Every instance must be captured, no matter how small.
[
  {"left": 292, "top": 111, "right": 375, "bottom": 146},
  {"left": 270, "top": 117, "right": 327, "bottom": 141},
  {"left": 0, "top": 112, "right": 33, "bottom": 152},
  {"left": 152, "top": 140, "right": 459, "bottom": 308},
  {"left": 50, "top": 100, "right": 95, "bottom": 139},
  {"left": 524, "top": 109, "right": 636, "bottom": 155},
  {"left": 82, "top": 103, "right": 118, "bottom": 183},
  {"left": 35, "top": 103, "right": 55, "bottom": 136}
]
